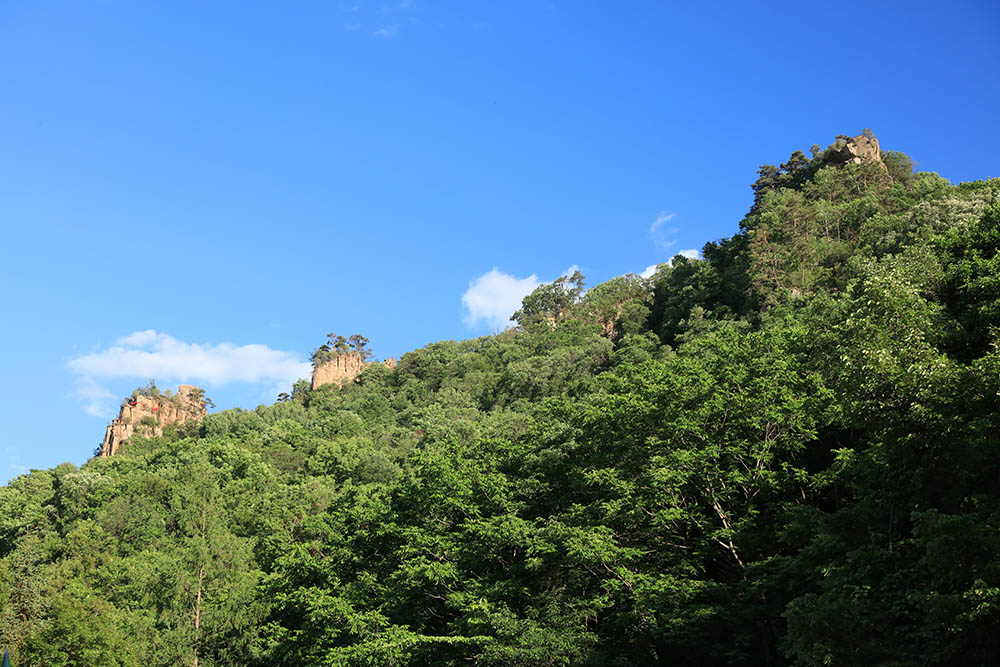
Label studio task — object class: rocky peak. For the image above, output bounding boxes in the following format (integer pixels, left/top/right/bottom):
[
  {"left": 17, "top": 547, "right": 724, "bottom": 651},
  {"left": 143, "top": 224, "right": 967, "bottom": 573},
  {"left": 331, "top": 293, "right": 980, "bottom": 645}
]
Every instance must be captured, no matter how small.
[
  {"left": 826, "top": 133, "right": 883, "bottom": 166},
  {"left": 99, "top": 384, "right": 208, "bottom": 457}
]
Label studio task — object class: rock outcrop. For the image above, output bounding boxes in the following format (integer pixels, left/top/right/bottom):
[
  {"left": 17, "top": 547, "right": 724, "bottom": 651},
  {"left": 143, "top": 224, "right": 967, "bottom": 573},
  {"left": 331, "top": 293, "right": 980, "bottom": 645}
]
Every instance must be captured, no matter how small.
[
  {"left": 100, "top": 384, "right": 207, "bottom": 457},
  {"left": 827, "top": 133, "right": 883, "bottom": 166},
  {"left": 311, "top": 352, "right": 397, "bottom": 390}
]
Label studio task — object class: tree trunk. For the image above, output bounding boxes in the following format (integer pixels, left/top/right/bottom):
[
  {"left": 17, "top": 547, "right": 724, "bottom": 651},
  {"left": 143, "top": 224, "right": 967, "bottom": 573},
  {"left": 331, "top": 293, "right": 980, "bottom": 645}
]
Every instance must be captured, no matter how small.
[{"left": 193, "top": 508, "right": 207, "bottom": 667}]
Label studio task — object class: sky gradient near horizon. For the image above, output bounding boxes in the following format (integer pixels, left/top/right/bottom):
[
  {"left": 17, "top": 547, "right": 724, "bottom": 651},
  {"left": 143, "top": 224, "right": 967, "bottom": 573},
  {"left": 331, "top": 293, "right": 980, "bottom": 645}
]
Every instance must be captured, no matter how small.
[{"left": 2, "top": 0, "right": 998, "bottom": 481}]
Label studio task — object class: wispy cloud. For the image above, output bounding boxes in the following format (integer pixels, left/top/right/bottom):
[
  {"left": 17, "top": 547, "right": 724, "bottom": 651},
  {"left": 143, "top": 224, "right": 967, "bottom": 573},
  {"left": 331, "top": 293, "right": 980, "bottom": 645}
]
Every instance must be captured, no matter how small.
[
  {"left": 67, "top": 331, "right": 312, "bottom": 417},
  {"left": 342, "top": 0, "right": 424, "bottom": 36},
  {"left": 649, "top": 211, "right": 676, "bottom": 235},
  {"left": 649, "top": 210, "right": 684, "bottom": 251},
  {"left": 380, "top": 0, "right": 411, "bottom": 12},
  {"left": 5, "top": 445, "right": 28, "bottom": 479},
  {"left": 71, "top": 376, "right": 114, "bottom": 417}
]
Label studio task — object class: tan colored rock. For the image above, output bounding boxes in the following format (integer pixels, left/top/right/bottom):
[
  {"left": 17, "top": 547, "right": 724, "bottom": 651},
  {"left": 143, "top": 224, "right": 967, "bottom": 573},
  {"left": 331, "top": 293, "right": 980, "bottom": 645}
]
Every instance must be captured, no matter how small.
[
  {"left": 99, "top": 384, "right": 207, "bottom": 457},
  {"left": 828, "top": 133, "right": 882, "bottom": 166},
  {"left": 311, "top": 351, "right": 366, "bottom": 390},
  {"left": 311, "top": 352, "right": 398, "bottom": 390}
]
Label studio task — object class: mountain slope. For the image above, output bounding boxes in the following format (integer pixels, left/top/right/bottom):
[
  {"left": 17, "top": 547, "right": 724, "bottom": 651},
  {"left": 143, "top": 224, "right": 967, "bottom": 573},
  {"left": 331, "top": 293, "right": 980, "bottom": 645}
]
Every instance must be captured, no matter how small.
[{"left": 2, "top": 134, "right": 999, "bottom": 666}]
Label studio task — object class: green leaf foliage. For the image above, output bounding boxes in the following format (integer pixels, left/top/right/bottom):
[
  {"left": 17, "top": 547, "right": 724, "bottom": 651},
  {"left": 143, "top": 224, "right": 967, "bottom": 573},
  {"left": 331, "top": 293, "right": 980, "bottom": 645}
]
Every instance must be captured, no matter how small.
[{"left": 3, "top": 134, "right": 999, "bottom": 665}]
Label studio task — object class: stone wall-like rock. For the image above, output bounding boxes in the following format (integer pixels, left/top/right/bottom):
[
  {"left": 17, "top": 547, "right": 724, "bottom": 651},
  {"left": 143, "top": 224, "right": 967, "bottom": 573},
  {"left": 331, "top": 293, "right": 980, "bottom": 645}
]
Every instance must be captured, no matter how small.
[
  {"left": 311, "top": 352, "right": 366, "bottom": 390},
  {"left": 311, "top": 352, "right": 397, "bottom": 390},
  {"left": 100, "top": 384, "right": 207, "bottom": 457}
]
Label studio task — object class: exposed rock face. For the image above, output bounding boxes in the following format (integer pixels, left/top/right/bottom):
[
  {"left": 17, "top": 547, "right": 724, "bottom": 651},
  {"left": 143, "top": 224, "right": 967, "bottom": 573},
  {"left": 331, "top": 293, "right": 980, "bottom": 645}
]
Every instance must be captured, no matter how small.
[
  {"left": 311, "top": 352, "right": 366, "bottom": 389},
  {"left": 828, "top": 134, "right": 882, "bottom": 165},
  {"left": 311, "top": 352, "right": 397, "bottom": 390},
  {"left": 100, "top": 384, "right": 207, "bottom": 457}
]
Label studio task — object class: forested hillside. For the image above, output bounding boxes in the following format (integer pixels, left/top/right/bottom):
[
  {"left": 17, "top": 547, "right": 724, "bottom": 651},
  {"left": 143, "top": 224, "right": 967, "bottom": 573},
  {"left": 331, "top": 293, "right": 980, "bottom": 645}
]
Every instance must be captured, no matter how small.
[{"left": 2, "top": 134, "right": 998, "bottom": 666}]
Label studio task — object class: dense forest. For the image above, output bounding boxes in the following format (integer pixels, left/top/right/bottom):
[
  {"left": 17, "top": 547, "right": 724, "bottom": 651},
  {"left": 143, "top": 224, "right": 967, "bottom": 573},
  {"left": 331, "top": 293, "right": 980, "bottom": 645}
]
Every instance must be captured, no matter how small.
[{"left": 2, "top": 134, "right": 998, "bottom": 665}]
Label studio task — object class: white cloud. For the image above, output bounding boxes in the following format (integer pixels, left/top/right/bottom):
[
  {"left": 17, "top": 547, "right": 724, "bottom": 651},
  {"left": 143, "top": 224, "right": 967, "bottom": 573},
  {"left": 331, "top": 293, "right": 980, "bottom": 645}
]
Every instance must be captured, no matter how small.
[
  {"left": 462, "top": 269, "right": 540, "bottom": 330},
  {"left": 649, "top": 211, "right": 676, "bottom": 235},
  {"left": 373, "top": 25, "right": 397, "bottom": 37},
  {"left": 639, "top": 252, "right": 701, "bottom": 279},
  {"left": 640, "top": 264, "right": 661, "bottom": 279},
  {"left": 67, "top": 331, "right": 312, "bottom": 416},
  {"left": 117, "top": 330, "right": 161, "bottom": 347},
  {"left": 461, "top": 265, "right": 583, "bottom": 331}
]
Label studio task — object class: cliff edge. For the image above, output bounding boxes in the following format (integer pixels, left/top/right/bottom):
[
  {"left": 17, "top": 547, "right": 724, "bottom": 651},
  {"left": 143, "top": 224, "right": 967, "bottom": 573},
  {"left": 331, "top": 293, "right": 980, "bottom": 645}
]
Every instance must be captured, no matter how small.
[
  {"left": 100, "top": 384, "right": 207, "bottom": 457},
  {"left": 312, "top": 352, "right": 396, "bottom": 390}
]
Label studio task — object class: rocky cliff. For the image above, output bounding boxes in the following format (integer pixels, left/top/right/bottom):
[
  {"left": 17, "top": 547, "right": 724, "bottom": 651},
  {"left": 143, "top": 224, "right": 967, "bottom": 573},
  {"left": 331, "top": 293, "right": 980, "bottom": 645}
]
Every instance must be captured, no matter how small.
[
  {"left": 827, "top": 133, "right": 884, "bottom": 167},
  {"left": 100, "top": 384, "right": 207, "bottom": 457},
  {"left": 312, "top": 352, "right": 396, "bottom": 390}
]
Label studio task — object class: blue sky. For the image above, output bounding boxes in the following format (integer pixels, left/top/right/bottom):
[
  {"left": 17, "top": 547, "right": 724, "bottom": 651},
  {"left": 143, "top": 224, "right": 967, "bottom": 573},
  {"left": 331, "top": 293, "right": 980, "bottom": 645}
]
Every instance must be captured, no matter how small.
[{"left": 2, "top": 0, "right": 998, "bottom": 481}]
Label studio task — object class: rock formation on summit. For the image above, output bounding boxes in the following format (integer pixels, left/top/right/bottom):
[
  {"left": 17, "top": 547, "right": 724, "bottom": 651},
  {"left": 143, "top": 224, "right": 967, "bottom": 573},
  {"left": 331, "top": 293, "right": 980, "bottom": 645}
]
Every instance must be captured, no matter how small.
[
  {"left": 99, "top": 384, "right": 207, "bottom": 457},
  {"left": 826, "top": 133, "right": 884, "bottom": 167},
  {"left": 312, "top": 352, "right": 396, "bottom": 390}
]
